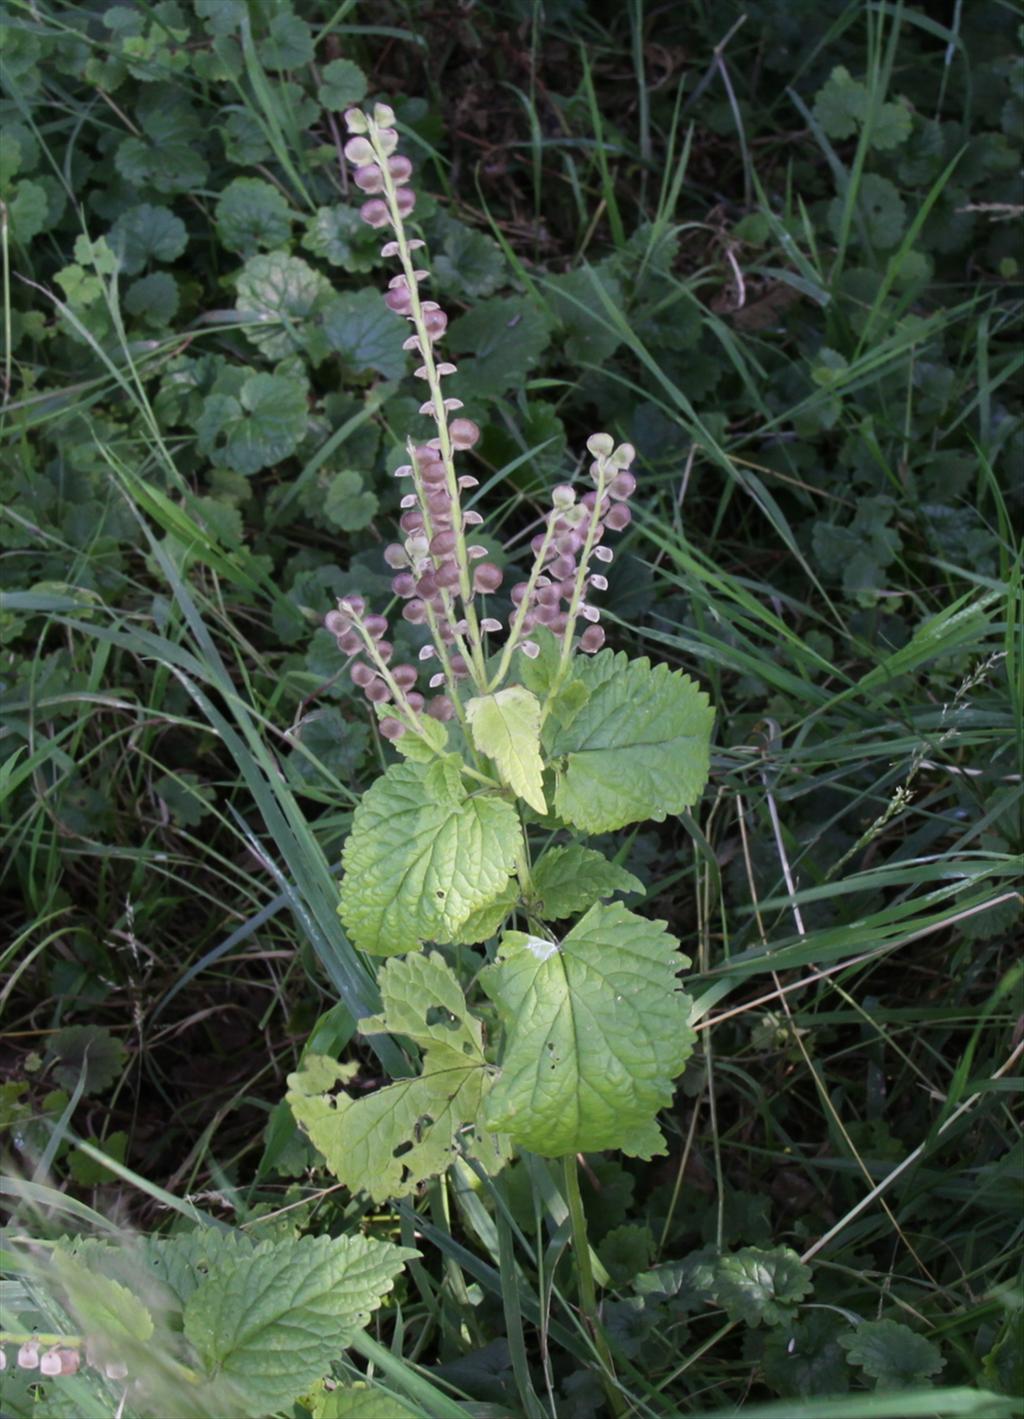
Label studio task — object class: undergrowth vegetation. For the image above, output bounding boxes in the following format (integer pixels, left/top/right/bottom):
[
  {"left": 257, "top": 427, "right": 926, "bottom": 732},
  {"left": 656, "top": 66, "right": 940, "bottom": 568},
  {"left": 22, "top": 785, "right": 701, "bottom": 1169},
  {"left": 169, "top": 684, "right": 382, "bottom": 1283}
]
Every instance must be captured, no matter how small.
[{"left": 1, "top": 2, "right": 1022, "bottom": 1417}]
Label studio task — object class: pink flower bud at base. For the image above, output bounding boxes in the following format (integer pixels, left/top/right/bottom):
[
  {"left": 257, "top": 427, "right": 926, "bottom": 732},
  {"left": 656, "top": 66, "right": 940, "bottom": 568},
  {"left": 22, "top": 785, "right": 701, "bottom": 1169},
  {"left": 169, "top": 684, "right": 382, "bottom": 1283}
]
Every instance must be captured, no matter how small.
[
  {"left": 473, "top": 562, "right": 503, "bottom": 594},
  {"left": 427, "top": 696, "right": 455, "bottom": 721},
  {"left": 402, "top": 599, "right": 428, "bottom": 624},
  {"left": 384, "top": 543, "right": 409, "bottom": 569},
  {"left": 609, "top": 471, "right": 637, "bottom": 500},
  {"left": 511, "top": 582, "right": 529, "bottom": 605},
  {"left": 430, "top": 530, "right": 457, "bottom": 556},
  {"left": 385, "top": 285, "right": 413, "bottom": 314},
  {"left": 365, "top": 678, "right": 391, "bottom": 703},
  {"left": 435, "top": 559, "right": 461, "bottom": 590},
  {"left": 324, "top": 610, "right": 349, "bottom": 636},
  {"left": 391, "top": 572, "right": 417, "bottom": 598},
  {"left": 17, "top": 1343, "right": 39, "bottom": 1370},
  {"left": 337, "top": 629, "right": 361, "bottom": 655},
  {"left": 360, "top": 199, "right": 390, "bottom": 228},
  {"left": 351, "top": 660, "right": 375, "bottom": 688},
  {"left": 422, "top": 309, "right": 447, "bottom": 340},
  {"left": 450, "top": 655, "right": 469, "bottom": 678},
  {"left": 339, "top": 595, "right": 365, "bottom": 617},
  {"left": 406, "top": 691, "right": 425, "bottom": 711},
  {"left": 380, "top": 717, "right": 406, "bottom": 741},
  {"left": 449, "top": 417, "right": 480, "bottom": 450},
  {"left": 605, "top": 502, "right": 632, "bottom": 531},
  {"left": 395, "top": 187, "right": 416, "bottom": 216},
  {"left": 343, "top": 136, "right": 374, "bottom": 165},
  {"left": 389, "top": 155, "right": 413, "bottom": 184},
  {"left": 364, "top": 614, "right": 389, "bottom": 639},
  {"left": 580, "top": 624, "right": 606, "bottom": 653},
  {"left": 552, "top": 483, "right": 576, "bottom": 509},
  {"left": 57, "top": 1349, "right": 80, "bottom": 1375},
  {"left": 353, "top": 164, "right": 384, "bottom": 193}
]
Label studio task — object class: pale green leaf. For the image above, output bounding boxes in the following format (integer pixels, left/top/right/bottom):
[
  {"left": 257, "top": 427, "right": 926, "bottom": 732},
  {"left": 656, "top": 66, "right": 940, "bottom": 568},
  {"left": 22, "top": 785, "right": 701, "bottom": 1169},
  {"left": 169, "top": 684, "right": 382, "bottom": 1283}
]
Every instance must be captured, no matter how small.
[
  {"left": 545, "top": 651, "right": 714, "bottom": 833},
  {"left": 183, "top": 1233, "right": 417, "bottom": 1414},
  {"left": 828, "top": 173, "right": 907, "bottom": 249},
  {"left": 52, "top": 1250, "right": 154, "bottom": 1346},
  {"left": 813, "top": 65, "right": 868, "bottom": 139},
  {"left": 288, "top": 954, "right": 507, "bottom": 1200},
  {"left": 8, "top": 180, "right": 49, "bottom": 243},
  {"left": 531, "top": 843, "right": 644, "bottom": 920},
  {"left": 258, "top": 12, "right": 314, "bottom": 70},
  {"left": 481, "top": 902, "right": 695, "bottom": 1157},
  {"left": 314, "top": 1382, "right": 420, "bottom": 1418},
  {"left": 839, "top": 1319, "right": 946, "bottom": 1389},
  {"left": 197, "top": 372, "right": 308, "bottom": 476},
  {"left": 467, "top": 685, "right": 547, "bottom": 813},
  {"left": 338, "top": 757, "right": 521, "bottom": 955},
  {"left": 323, "top": 470, "right": 379, "bottom": 531},
  {"left": 236, "top": 251, "right": 332, "bottom": 359}
]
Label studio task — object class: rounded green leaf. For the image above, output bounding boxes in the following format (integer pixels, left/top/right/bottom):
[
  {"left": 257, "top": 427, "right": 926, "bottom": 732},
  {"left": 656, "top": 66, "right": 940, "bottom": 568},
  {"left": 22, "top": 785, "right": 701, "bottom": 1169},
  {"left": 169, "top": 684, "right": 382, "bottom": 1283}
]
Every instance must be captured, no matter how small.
[
  {"left": 215, "top": 177, "right": 293, "bottom": 257},
  {"left": 108, "top": 203, "right": 187, "bottom": 276}
]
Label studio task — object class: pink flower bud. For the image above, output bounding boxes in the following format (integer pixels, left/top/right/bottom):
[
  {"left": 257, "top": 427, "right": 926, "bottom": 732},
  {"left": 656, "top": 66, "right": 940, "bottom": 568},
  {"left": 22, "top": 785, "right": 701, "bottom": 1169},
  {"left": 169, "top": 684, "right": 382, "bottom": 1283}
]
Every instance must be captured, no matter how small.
[
  {"left": 435, "top": 559, "right": 461, "bottom": 590},
  {"left": 520, "top": 640, "right": 540, "bottom": 658},
  {"left": 351, "top": 660, "right": 375, "bottom": 687},
  {"left": 340, "top": 595, "right": 365, "bottom": 616},
  {"left": 589, "top": 573, "right": 608, "bottom": 591},
  {"left": 430, "top": 530, "right": 457, "bottom": 556},
  {"left": 376, "top": 640, "right": 393, "bottom": 663},
  {"left": 552, "top": 483, "right": 576, "bottom": 509},
  {"left": 343, "top": 136, "right": 374, "bottom": 165},
  {"left": 550, "top": 554, "right": 576, "bottom": 580},
  {"left": 580, "top": 624, "right": 606, "bottom": 653},
  {"left": 389, "top": 154, "right": 413, "bottom": 183},
  {"left": 324, "top": 609, "right": 350, "bottom": 635},
  {"left": 429, "top": 671, "right": 447, "bottom": 688},
  {"left": 344, "top": 108, "right": 368, "bottom": 134},
  {"left": 406, "top": 691, "right": 425, "bottom": 711},
  {"left": 360, "top": 199, "right": 390, "bottom": 228},
  {"left": 557, "top": 532, "right": 582, "bottom": 556},
  {"left": 400, "top": 510, "right": 424, "bottom": 534},
  {"left": 530, "top": 533, "right": 546, "bottom": 556},
  {"left": 605, "top": 502, "right": 632, "bottom": 531},
  {"left": 0, "top": 1349, "right": 6, "bottom": 1371},
  {"left": 481, "top": 617, "right": 503, "bottom": 632},
  {"left": 473, "top": 562, "right": 503, "bottom": 594},
  {"left": 594, "top": 545, "right": 614, "bottom": 562},
  {"left": 105, "top": 1361, "right": 128, "bottom": 1381},
  {"left": 552, "top": 612, "right": 569, "bottom": 633},
  {"left": 365, "top": 677, "right": 391, "bottom": 703},
  {"left": 40, "top": 1351, "right": 61, "bottom": 1377},
  {"left": 427, "top": 695, "right": 455, "bottom": 721},
  {"left": 511, "top": 582, "right": 529, "bottom": 606},
  {"left": 380, "top": 717, "right": 406, "bottom": 740},
  {"left": 416, "top": 571, "right": 438, "bottom": 598},
  {"left": 450, "top": 654, "right": 469, "bottom": 677},
  {"left": 57, "top": 1349, "right": 80, "bottom": 1375},
  {"left": 536, "top": 583, "right": 560, "bottom": 607},
  {"left": 364, "top": 614, "right": 388, "bottom": 639},
  {"left": 534, "top": 602, "right": 556, "bottom": 625},
  {"left": 17, "top": 1343, "right": 39, "bottom": 1370},
  {"left": 422, "top": 309, "right": 447, "bottom": 339},
  {"left": 609, "top": 471, "right": 637, "bottom": 500},
  {"left": 449, "top": 417, "right": 480, "bottom": 450},
  {"left": 385, "top": 285, "right": 413, "bottom": 314},
  {"left": 395, "top": 187, "right": 416, "bottom": 215},
  {"left": 610, "top": 441, "right": 636, "bottom": 468},
  {"left": 580, "top": 603, "right": 600, "bottom": 623},
  {"left": 353, "top": 163, "right": 384, "bottom": 193},
  {"left": 384, "top": 543, "right": 409, "bottom": 568},
  {"left": 463, "top": 510, "right": 484, "bottom": 527},
  {"left": 391, "top": 572, "right": 417, "bottom": 598},
  {"left": 337, "top": 629, "right": 361, "bottom": 655},
  {"left": 422, "top": 461, "right": 448, "bottom": 487}
]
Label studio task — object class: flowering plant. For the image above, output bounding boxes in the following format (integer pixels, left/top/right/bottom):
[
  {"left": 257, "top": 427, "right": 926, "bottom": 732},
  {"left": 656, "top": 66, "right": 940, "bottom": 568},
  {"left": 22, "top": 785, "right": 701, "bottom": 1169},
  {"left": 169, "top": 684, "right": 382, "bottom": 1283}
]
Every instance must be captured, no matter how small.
[{"left": 288, "top": 103, "right": 716, "bottom": 1194}]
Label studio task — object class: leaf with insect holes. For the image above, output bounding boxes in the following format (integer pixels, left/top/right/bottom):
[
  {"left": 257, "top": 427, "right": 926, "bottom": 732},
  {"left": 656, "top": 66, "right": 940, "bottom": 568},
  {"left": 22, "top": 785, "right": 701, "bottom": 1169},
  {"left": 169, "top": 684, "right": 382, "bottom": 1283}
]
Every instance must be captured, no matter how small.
[
  {"left": 183, "top": 1233, "right": 417, "bottom": 1416},
  {"left": 197, "top": 372, "right": 308, "bottom": 476},
  {"left": 215, "top": 177, "right": 293, "bottom": 257},
  {"left": 481, "top": 902, "right": 695, "bottom": 1157},
  {"left": 545, "top": 651, "right": 713, "bottom": 834},
  {"left": 289, "top": 953, "right": 508, "bottom": 1200},
  {"left": 531, "top": 844, "right": 644, "bottom": 920},
  {"left": 467, "top": 685, "right": 547, "bottom": 813},
  {"left": 338, "top": 757, "right": 521, "bottom": 955},
  {"left": 839, "top": 1319, "right": 945, "bottom": 1389},
  {"left": 712, "top": 1246, "right": 812, "bottom": 1326}
]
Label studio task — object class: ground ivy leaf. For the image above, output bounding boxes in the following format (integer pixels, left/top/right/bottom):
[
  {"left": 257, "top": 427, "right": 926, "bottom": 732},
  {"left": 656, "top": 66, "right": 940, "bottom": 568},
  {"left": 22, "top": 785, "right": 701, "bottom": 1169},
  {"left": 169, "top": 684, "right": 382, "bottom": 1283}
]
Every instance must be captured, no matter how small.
[
  {"left": 433, "top": 215, "right": 506, "bottom": 299},
  {"left": 303, "top": 205, "right": 380, "bottom": 271},
  {"left": 8, "top": 180, "right": 48, "bottom": 242},
  {"left": 289, "top": 954, "right": 506, "bottom": 1200},
  {"left": 448, "top": 296, "right": 552, "bottom": 398},
  {"left": 546, "top": 651, "right": 714, "bottom": 833},
  {"left": 839, "top": 1319, "right": 945, "bottom": 1388},
  {"left": 480, "top": 902, "right": 695, "bottom": 1157},
  {"left": 713, "top": 1246, "right": 813, "bottom": 1327},
  {"left": 813, "top": 65, "right": 868, "bottom": 139},
  {"left": 467, "top": 685, "right": 547, "bottom": 813},
  {"left": 197, "top": 372, "right": 308, "bottom": 476},
  {"left": 108, "top": 202, "right": 187, "bottom": 276},
  {"left": 215, "top": 177, "right": 293, "bottom": 257},
  {"left": 124, "top": 271, "right": 179, "bottom": 325},
  {"left": 48, "top": 1023, "right": 126, "bottom": 1094},
  {"left": 531, "top": 843, "right": 644, "bottom": 920},
  {"left": 338, "top": 757, "right": 520, "bottom": 955},
  {"left": 762, "top": 1311, "right": 853, "bottom": 1397},
  {"left": 828, "top": 172, "right": 906, "bottom": 249},
  {"left": 323, "top": 470, "right": 379, "bottom": 531},
  {"left": 257, "top": 12, "right": 314, "bottom": 70},
  {"left": 318, "top": 58, "right": 367, "bottom": 110},
  {"left": 183, "top": 1233, "right": 417, "bottom": 1416},
  {"left": 236, "top": 251, "right": 332, "bottom": 360},
  {"left": 322, "top": 288, "right": 407, "bottom": 378}
]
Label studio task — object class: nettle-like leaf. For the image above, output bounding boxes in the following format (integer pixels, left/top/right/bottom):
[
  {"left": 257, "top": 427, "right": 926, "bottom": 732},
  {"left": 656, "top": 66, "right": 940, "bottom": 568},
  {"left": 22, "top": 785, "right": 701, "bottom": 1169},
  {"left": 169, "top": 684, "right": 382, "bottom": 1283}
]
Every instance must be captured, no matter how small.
[
  {"left": 236, "top": 251, "right": 332, "bottom": 359},
  {"left": 144, "top": 1229, "right": 256, "bottom": 1307},
  {"left": 338, "top": 757, "right": 520, "bottom": 955},
  {"left": 108, "top": 203, "right": 187, "bottom": 276},
  {"left": 314, "top": 1381, "right": 420, "bottom": 1418},
  {"left": 183, "top": 1233, "right": 417, "bottom": 1416},
  {"left": 197, "top": 372, "right": 308, "bottom": 475},
  {"left": 530, "top": 843, "right": 644, "bottom": 920},
  {"left": 52, "top": 1250, "right": 154, "bottom": 1368},
  {"left": 544, "top": 650, "right": 714, "bottom": 833},
  {"left": 289, "top": 953, "right": 507, "bottom": 1200},
  {"left": 215, "top": 177, "right": 293, "bottom": 257},
  {"left": 838, "top": 1319, "right": 945, "bottom": 1389},
  {"left": 467, "top": 685, "right": 546, "bottom": 813},
  {"left": 713, "top": 1246, "right": 812, "bottom": 1326},
  {"left": 481, "top": 902, "right": 695, "bottom": 1157}
]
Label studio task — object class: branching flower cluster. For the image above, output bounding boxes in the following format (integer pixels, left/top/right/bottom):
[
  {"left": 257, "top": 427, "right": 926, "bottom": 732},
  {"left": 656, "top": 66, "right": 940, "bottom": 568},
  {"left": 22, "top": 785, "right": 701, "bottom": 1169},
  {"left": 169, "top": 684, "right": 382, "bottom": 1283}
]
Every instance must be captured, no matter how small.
[{"left": 322, "top": 103, "right": 639, "bottom": 745}]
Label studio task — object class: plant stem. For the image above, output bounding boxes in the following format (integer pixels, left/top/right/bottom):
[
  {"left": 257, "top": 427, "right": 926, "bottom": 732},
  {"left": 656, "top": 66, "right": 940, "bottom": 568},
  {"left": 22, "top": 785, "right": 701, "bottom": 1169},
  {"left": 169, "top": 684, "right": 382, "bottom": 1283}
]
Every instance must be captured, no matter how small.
[{"left": 562, "top": 1153, "right": 626, "bottom": 1419}]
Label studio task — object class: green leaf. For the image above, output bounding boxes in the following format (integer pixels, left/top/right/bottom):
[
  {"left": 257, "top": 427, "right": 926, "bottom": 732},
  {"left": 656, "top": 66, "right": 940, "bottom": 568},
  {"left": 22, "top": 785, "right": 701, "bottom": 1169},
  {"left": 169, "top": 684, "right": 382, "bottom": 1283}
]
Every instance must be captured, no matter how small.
[
  {"left": 762, "top": 1311, "right": 853, "bottom": 1397},
  {"left": 467, "top": 685, "right": 547, "bottom": 813},
  {"left": 448, "top": 296, "right": 552, "bottom": 398},
  {"left": 323, "top": 471, "right": 379, "bottom": 531},
  {"left": 839, "top": 1319, "right": 946, "bottom": 1389},
  {"left": 314, "top": 1383, "right": 420, "bottom": 1418},
  {"left": 871, "top": 99, "right": 912, "bottom": 151},
  {"left": 124, "top": 271, "right": 179, "bottom": 325},
  {"left": 713, "top": 1246, "right": 813, "bottom": 1326},
  {"left": 318, "top": 58, "right": 367, "bottom": 110},
  {"left": 303, "top": 205, "right": 381, "bottom": 272},
  {"left": 433, "top": 215, "right": 506, "bottom": 299},
  {"left": 183, "top": 1233, "right": 417, "bottom": 1415},
  {"left": 813, "top": 65, "right": 868, "bottom": 139},
  {"left": 338, "top": 757, "right": 521, "bottom": 955},
  {"left": 547, "top": 265, "right": 623, "bottom": 362},
  {"left": 215, "top": 177, "right": 293, "bottom": 257},
  {"left": 154, "top": 770, "right": 216, "bottom": 827},
  {"left": 115, "top": 86, "right": 207, "bottom": 194},
  {"left": 197, "top": 372, "right": 308, "bottom": 476},
  {"left": 545, "top": 651, "right": 714, "bottom": 833},
  {"left": 222, "top": 109, "right": 272, "bottom": 164},
  {"left": 289, "top": 953, "right": 507, "bottom": 1200},
  {"left": 531, "top": 844, "right": 644, "bottom": 920},
  {"left": 480, "top": 902, "right": 695, "bottom": 1157},
  {"left": 48, "top": 1024, "right": 126, "bottom": 1095},
  {"left": 258, "top": 12, "right": 314, "bottom": 70},
  {"left": 8, "top": 180, "right": 50, "bottom": 242},
  {"left": 828, "top": 173, "right": 906, "bottom": 249},
  {"left": 322, "top": 288, "right": 408, "bottom": 378},
  {"left": 52, "top": 1249, "right": 154, "bottom": 1354},
  {"left": 144, "top": 1229, "right": 256, "bottom": 1306},
  {"left": 67, "top": 1130, "right": 128, "bottom": 1184},
  {"left": 236, "top": 251, "right": 332, "bottom": 359},
  {"left": 108, "top": 202, "right": 187, "bottom": 276}
]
